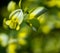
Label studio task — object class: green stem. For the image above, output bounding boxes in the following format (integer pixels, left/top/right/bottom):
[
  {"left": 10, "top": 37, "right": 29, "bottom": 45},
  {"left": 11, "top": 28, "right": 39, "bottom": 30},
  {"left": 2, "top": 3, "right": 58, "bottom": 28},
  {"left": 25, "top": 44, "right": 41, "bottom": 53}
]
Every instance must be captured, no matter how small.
[{"left": 19, "top": 0, "right": 22, "bottom": 9}]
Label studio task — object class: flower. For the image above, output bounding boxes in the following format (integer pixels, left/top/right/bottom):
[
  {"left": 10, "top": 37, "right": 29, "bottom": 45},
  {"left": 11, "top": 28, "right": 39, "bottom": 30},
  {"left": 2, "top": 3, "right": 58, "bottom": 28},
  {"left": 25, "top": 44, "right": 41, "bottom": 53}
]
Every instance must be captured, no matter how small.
[
  {"left": 4, "top": 9, "right": 24, "bottom": 30},
  {"left": 29, "top": 7, "right": 46, "bottom": 19}
]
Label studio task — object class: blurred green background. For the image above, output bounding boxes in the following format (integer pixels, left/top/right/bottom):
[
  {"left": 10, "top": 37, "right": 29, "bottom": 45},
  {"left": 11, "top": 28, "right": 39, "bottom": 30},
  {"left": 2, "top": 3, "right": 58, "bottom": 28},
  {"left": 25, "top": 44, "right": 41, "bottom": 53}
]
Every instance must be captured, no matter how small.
[{"left": 0, "top": 0, "right": 60, "bottom": 53}]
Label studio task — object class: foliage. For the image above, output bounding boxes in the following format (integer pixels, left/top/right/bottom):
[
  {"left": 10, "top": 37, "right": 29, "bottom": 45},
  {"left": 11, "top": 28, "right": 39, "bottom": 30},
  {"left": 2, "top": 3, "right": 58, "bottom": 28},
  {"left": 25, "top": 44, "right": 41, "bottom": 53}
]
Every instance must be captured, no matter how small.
[{"left": 0, "top": 0, "right": 60, "bottom": 53}]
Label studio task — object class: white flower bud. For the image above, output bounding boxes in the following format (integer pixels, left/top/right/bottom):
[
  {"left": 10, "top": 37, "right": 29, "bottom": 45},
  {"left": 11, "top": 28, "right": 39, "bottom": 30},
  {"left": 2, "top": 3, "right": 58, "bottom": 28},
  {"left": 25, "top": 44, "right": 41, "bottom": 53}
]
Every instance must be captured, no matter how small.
[
  {"left": 0, "top": 33, "right": 8, "bottom": 47},
  {"left": 5, "top": 9, "right": 24, "bottom": 30},
  {"left": 29, "top": 7, "right": 47, "bottom": 19},
  {"left": 7, "top": 1, "right": 16, "bottom": 12},
  {"left": 9, "top": 9, "right": 24, "bottom": 25}
]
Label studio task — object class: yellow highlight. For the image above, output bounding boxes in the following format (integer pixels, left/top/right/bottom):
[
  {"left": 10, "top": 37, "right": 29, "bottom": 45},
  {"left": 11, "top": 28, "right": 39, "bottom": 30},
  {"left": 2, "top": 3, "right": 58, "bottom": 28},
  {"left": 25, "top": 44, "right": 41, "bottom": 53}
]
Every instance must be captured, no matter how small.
[
  {"left": 18, "top": 32, "right": 27, "bottom": 38},
  {"left": 18, "top": 39, "right": 27, "bottom": 45},
  {"left": 37, "top": 14, "right": 46, "bottom": 24},
  {"left": 55, "top": 21, "right": 60, "bottom": 28},
  {"left": 29, "top": 13, "right": 35, "bottom": 19},
  {"left": 30, "top": 23, "right": 32, "bottom": 27},
  {"left": 57, "top": 11, "right": 60, "bottom": 18},
  {"left": 16, "top": 25, "right": 20, "bottom": 30},
  {"left": 0, "top": 38, "right": 2, "bottom": 43},
  {"left": 42, "top": 25, "right": 51, "bottom": 34},
  {"left": 6, "top": 20, "right": 11, "bottom": 25},
  {"left": 56, "top": 1, "right": 60, "bottom": 8},
  {"left": 7, "top": 43, "right": 17, "bottom": 53},
  {"left": 45, "top": 0, "right": 60, "bottom": 8},
  {"left": 3, "top": 18, "right": 8, "bottom": 29},
  {"left": 5, "top": 17, "right": 20, "bottom": 30},
  {"left": 46, "top": 0, "right": 56, "bottom": 7},
  {"left": 9, "top": 20, "right": 17, "bottom": 29},
  {"left": 11, "top": 15, "right": 18, "bottom": 20}
]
